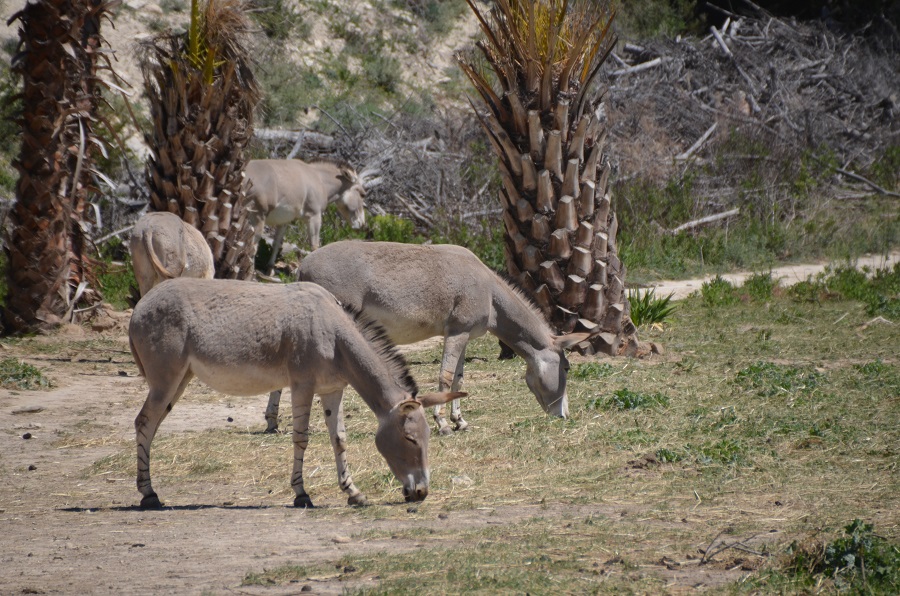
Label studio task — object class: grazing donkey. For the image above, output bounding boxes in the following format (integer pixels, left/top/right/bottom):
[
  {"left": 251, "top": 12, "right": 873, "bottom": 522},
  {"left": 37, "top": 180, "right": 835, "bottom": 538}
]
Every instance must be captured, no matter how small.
[
  {"left": 129, "top": 211, "right": 215, "bottom": 297},
  {"left": 263, "top": 240, "right": 595, "bottom": 435},
  {"left": 245, "top": 158, "right": 366, "bottom": 272},
  {"left": 129, "top": 277, "right": 463, "bottom": 509}
]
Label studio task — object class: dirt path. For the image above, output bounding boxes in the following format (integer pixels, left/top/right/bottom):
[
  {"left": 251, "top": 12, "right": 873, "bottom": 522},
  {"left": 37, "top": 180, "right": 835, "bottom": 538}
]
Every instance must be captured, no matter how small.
[
  {"left": 2, "top": 253, "right": 895, "bottom": 593},
  {"left": 640, "top": 251, "right": 900, "bottom": 299}
]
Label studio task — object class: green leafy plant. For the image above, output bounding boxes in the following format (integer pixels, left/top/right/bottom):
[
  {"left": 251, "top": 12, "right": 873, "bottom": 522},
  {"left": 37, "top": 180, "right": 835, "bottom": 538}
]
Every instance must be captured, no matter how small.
[
  {"left": 0, "top": 358, "right": 52, "bottom": 390},
  {"left": 701, "top": 275, "right": 739, "bottom": 307},
  {"left": 95, "top": 237, "right": 137, "bottom": 310},
  {"left": 627, "top": 288, "right": 676, "bottom": 327},
  {"left": 654, "top": 447, "right": 683, "bottom": 463},
  {"left": 741, "top": 271, "right": 778, "bottom": 301},
  {"left": 569, "top": 362, "right": 615, "bottom": 380},
  {"left": 780, "top": 520, "right": 900, "bottom": 593},
  {"left": 592, "top": 388, "right": 670, "bottom": 410}
]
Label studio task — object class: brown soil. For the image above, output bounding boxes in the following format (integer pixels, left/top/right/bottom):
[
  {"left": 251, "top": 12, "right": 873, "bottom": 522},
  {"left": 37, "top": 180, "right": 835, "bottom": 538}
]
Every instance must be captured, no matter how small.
[{"left": 2, "top": 320, "right": 757, "bottom": 594}]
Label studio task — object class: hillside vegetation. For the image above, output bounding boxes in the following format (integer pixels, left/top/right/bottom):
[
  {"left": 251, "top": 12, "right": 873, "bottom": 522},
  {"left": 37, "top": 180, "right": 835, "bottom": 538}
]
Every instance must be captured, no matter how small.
[{"left": 0, "top": 0, "right": 897, "bottom": 297}]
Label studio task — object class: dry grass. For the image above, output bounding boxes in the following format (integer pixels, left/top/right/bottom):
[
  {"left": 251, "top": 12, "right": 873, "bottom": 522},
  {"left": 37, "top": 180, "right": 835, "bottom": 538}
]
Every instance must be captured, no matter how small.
[{"left": 59, "top": 284, "right": 900, "bottom": 592}]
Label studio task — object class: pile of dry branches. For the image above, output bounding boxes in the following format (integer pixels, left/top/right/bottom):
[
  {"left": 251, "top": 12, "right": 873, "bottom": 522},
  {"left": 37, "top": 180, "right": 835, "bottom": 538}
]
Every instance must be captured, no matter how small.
[{"left": 601, "top": 5, "right": 898, "bottom": 200}]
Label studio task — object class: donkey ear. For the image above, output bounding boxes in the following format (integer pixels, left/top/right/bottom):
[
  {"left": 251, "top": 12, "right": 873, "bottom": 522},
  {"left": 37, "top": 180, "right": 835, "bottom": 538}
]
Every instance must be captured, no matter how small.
[
  {"left": 554, "top": 332, "right": 595, "bottom": 350},
  {"left": 396, "top": 399, "right": 422, "bottom": 416},
  {"left": 416, "top": 391, "right": 467, "bottom": 408}
]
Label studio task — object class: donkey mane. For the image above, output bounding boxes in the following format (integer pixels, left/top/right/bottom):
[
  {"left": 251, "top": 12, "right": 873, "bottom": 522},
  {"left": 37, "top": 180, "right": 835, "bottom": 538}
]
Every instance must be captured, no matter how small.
[
  {"left": 493, "top": 270, "right": 554, "bottom": 334},
  {"left": 344, "top": 304, "right": 418, "bottom": 397}
]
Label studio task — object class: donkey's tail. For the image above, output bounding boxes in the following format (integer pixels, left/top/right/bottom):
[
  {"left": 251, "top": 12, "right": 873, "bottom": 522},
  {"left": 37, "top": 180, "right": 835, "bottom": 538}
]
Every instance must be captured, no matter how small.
[
  {"left": 143, "top": 228, "right": 184, "bottom": 280},
  {"left": 128, "top": 334, "right": 146, "bottom": 378}
]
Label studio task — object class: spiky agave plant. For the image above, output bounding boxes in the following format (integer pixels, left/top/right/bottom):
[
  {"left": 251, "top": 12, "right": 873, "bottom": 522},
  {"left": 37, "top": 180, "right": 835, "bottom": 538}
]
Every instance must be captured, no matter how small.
[
  {"left": 140, "top": 0, "right": 260, "bottom": 279},
  {"left": 459, "top": 0, "right": 643, "bottom": 356}
]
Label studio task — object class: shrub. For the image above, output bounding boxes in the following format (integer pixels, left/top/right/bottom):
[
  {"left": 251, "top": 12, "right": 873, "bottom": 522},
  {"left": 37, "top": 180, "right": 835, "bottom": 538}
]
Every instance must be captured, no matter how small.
[
  {"left": 701, "top": 275, "right": 739, "bottom": 307},
  {"left": 741, "top": 271, "right": 778, "bottom": 301},
  {"left": 627, "top": 288, "right": 676, "bottom": 327}
]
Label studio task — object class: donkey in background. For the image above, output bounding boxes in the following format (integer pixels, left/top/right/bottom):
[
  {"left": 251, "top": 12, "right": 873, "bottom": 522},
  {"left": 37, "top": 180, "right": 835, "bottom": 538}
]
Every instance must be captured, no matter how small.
[
  {"left": 264, "top": 240, "right": 596, "bottom": 435},
  {"left": 129, "top": 278, "right": 463, "bottom": 509},
  {"left": 245, "top": 158, "right": 367, "bottom": 273},
  {"left": 129, "top": 211, "right": 215, "bottom": 297}
]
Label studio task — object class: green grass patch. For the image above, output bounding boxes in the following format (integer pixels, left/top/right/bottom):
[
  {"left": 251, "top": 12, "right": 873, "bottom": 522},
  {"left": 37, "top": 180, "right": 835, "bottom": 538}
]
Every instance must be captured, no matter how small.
[
  {"left": 734, "top": 361, "right": 825, "bottom": 398},
  {"left": 568, "top": 361, "right": 615, "bottom": 380},
  {"left": 0, "top": 357, "right": 52, "bottom": 390},
  {"left": 591, "top": 388, "right": 670, "bottom": 410}
]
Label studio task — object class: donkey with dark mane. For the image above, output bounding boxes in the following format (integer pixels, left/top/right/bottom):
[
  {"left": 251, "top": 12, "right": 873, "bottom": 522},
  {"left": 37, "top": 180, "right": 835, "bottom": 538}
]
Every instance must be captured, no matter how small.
[
  {"left": 129, "top": 278, "right": 462, "bottom": 508},
  {"left": 264, "top": 241, "right": 595, "bottom": 434}
]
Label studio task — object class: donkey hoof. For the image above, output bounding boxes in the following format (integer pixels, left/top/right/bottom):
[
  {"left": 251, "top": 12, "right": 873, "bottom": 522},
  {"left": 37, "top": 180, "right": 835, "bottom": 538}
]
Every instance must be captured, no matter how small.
[
  {"left": 347, "top": 493, "right": 370, "bottom": 507},
  {"left": 293, "top": 494, "right": 315, "bottom": 508},
  {"left": 453, "top": 420, "right": 469, "bottom": 432},
  {"left": 140, "top": 493, "right": 164, "bottom": 509},
  {"left": 438, "top": 425, "right": 453, "bottom": 436},
  {"left": 264, "top": 426, "right": 278, "bottom": 434}
]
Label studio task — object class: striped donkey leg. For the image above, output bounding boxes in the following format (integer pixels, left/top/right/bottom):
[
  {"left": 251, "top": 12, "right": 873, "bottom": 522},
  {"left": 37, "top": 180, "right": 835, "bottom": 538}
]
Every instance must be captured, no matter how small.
[
  {"left": 134, "top": 370, "right": 193, "bottom": 509},
  {"left": 448, "top": 348, "right": 468, "bottom": 432},
  {"left": 320, "top": 390, "right": 369, "bottom": 506},
  {"left": 289, "top": 382, "right": 316, "bottom": 507},
  {"left": 264, "top": 389, "right": 282, "bottom": 433},
  {"left": 434, "top": 333, "right": 469, "bottom": 436}
]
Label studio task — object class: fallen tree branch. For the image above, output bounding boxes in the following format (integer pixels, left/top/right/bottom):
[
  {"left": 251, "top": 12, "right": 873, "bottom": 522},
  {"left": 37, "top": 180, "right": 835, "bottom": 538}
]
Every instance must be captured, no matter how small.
[
  {"left": 676, "top": 122, "right": 718, "bottom": 161},
  {"left": 394, "top": 193, "right": 434, "bottom": 227},
  {"left": 668, "top": 208, "right": 740, "bottom": 234},
  {"left": 835, "top": 168, "right": 900, "bottom": 198},
  {"left": 611, "top": 57, "right": 663, "bottom": 77}
]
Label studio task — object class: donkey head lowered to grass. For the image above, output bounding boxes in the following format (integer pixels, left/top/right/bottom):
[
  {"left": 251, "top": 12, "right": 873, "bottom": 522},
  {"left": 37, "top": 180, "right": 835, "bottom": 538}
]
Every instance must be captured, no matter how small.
[
  {"left": 129, "top": 278, "right": 463, "bottom": 508},
  {"left": 244, "top": 158, "right": 366, "bottom": 272},
  {"left": 263, "top": 240, "right": 596, "bottom": 434}
]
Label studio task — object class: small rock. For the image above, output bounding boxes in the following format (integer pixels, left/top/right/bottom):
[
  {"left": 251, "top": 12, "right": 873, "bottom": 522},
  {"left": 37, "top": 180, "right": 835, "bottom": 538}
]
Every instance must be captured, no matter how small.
[
  {"left": 407, "top": 505, "right": 418, "bottom": 513},
  {"left": 22, "top": 432, "right": 32, "bottom": 440},
  {"left": 332, "top": 535, "right": 351, "bottom": 544},
  {"left": 438, "top": 513, "right": 449, "bottom": 520},
  {"left": 12, "top": 405, "right": 45, "bottom": 415},
  {"left": 300, "top": 586, "right": 312, "bottom": 592},
  {"left": 118, "top": 371, "right": 128, "bottom": 377},
  {"left": 28, "top": 464, "right": 37, "bottom": 471},
  {"left": 226, "top": 417, "right": 234, "bottom": 422}
]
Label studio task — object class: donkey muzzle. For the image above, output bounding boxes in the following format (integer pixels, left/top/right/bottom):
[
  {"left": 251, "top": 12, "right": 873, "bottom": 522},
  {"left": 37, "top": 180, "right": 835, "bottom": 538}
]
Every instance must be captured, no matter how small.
[{"left": 403, "top": 483, "right": 428, "bottom": 502}]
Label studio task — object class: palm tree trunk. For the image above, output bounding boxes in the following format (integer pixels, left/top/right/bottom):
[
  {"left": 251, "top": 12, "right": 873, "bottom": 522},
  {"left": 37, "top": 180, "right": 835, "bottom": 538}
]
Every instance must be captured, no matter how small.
[
  {"left": 3, "top": 0, "right": 110, "bottom": 333},
  {"left": 140, "top": 0, "right": 260, "bottom": 280},
  {"left": 460, "top": 0, "right": 642, "bottom": 356}
]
